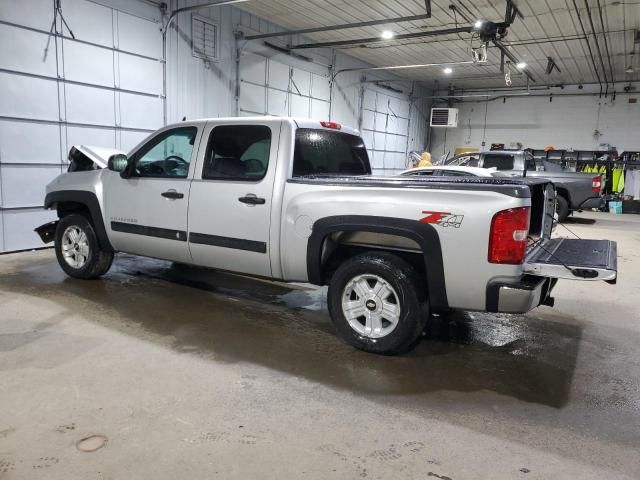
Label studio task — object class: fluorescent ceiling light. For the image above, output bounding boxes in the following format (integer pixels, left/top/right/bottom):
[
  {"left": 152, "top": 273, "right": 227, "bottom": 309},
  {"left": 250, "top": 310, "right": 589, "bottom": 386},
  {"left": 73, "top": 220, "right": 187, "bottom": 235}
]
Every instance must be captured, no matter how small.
[
  {"left": 443, "top": 67, "right": 453, "bottom": 74},
  {"left": 516, "top": 62, "right": 527, "bottom": 69},
  {"left": 474, "top": 20, "right": 483, "bottom": 29},
  {"left": 381, "top": 30, "right": 394, "bottom": 40}
]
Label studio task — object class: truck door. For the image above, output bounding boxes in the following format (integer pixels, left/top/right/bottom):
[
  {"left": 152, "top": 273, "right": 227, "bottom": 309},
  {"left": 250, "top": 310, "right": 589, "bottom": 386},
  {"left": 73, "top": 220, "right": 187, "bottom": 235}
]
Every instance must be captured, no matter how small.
[
  {"left": 187, "top": 122, "right": 280, "bottom": 277},
  {"left": 102, "top": 126, "right": 201, "bottom": 263}
]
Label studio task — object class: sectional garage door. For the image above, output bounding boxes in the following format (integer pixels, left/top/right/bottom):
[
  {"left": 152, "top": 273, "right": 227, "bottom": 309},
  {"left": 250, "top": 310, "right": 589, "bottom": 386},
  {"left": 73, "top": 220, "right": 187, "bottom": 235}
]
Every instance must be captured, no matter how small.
[
  {"left": 239, "top": 52, "right": 331, "bottom": 120},
  {"left": 0, "top": 0, "right": 163, "bottom": 252},
  {"left": 361, "top": 88, "right": 411, "bottom": 175}
]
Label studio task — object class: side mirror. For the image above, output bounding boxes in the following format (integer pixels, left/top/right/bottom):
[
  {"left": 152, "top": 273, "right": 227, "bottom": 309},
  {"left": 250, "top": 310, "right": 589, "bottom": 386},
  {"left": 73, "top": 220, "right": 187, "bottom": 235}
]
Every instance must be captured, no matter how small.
[
  {"left": 108, "top": 154, "right": 128, "bottom": 172},
  {"left": 108, "top": 154, "right": 133, "bottom": 178}
]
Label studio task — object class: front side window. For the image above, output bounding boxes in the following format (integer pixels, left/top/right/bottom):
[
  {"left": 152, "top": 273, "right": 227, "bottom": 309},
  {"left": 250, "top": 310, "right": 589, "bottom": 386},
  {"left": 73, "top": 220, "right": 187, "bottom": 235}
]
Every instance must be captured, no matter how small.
[
  {"left": 133, "top": 127, "right": 197, "bottom": 178},
  {"left": 293, "top": 129, "right": 371, "bottom": 176},
  {"left": 203, "top": 125, "right": 271, "bottom": 181}
]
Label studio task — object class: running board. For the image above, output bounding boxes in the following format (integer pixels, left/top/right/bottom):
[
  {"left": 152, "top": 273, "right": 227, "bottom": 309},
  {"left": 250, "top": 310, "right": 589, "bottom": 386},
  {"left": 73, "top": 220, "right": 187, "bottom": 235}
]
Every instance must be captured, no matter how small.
[{"left": 524, "top": 238, "right": 617, "bottom": 282}]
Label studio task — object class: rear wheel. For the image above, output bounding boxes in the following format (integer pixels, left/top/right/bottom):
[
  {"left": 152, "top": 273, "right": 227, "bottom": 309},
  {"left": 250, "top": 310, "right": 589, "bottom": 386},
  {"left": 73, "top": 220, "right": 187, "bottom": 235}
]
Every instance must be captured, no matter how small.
[
  {"left": 556, "top": 195, "right": 570, "bottom": 222},
  {"left": 327, "top": 251, "right": 428, "bottom": 355},
  {"left": 55, "top": 214, "right": 113, "bottom": 279}
]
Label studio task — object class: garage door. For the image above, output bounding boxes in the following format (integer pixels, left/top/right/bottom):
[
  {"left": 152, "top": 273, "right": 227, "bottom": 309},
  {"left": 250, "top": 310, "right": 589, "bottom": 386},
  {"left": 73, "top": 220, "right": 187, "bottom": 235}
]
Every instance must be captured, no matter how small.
[
  {"left": 239, "top": 52, "right": 331, "bottom": 120},
  {"left": 0, "top": 0, "right": 163, "bottom": 252},
  {"left": 361, "top": 88, "right": 411, "bottom": 175}
]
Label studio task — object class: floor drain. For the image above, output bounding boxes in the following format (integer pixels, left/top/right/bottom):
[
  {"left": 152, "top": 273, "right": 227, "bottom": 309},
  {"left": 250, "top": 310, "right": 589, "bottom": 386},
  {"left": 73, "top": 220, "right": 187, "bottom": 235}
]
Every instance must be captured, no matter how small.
[{"left": 76, "top": 435, "right": 108, "bottom": 452}]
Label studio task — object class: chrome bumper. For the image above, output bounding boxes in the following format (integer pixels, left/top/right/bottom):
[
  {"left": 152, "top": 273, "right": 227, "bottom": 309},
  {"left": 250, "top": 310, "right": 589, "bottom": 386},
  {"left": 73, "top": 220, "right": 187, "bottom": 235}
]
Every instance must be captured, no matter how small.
[{"left": 486, "top": 276, "right": 557, "bottom": 314}]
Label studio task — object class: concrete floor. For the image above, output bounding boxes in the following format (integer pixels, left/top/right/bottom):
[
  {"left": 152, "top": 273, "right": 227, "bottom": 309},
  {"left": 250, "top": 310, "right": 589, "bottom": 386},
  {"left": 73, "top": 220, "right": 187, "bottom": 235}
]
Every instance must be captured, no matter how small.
[{"left": 0, "top": 211, "right": 639, "bottom": 479}]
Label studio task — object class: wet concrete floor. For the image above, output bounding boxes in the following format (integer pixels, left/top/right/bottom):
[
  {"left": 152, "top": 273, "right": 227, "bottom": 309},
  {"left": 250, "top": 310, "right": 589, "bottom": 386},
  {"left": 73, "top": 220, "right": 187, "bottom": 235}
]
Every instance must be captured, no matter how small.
[{"left": 0, "top": 211, "right": 639, "bottom": 479}]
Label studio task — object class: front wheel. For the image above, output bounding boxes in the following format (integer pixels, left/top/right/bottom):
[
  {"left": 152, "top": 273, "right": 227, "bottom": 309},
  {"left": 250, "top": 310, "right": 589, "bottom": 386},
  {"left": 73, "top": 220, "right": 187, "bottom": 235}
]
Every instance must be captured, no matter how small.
[
  {"left": 55, "top": 214, "right": 114, "bottom": 279},
  {"left": 327, "top": 251, "right": 428, "bottom": 355}
]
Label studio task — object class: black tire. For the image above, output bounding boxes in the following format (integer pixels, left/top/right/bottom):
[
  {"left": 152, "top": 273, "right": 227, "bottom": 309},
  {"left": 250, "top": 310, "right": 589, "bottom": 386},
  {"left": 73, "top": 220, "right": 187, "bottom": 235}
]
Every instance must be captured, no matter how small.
[
  {"left": 556, "top": 195, "right": 570, "bottom": 222},
  {"left": 327, "top": 251, "right": 428, "bottom": 355},
  {"left": 55, "top": 214, "right": 114, "bottom": 279}
]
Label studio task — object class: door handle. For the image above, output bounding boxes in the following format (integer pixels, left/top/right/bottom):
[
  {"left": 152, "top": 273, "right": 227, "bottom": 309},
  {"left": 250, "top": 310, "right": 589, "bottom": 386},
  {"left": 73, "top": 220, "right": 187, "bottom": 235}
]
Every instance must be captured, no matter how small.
[
  {"left": 161, "top": 190, "right": 184, "bottom": 199},
  {"left": 238, "top": 194, "right": 266, "bottom": 205}
]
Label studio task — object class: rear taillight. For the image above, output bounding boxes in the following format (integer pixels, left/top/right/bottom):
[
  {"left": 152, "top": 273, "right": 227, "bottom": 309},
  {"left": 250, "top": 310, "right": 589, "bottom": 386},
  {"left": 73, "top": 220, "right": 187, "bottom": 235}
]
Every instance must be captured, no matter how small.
[
  {"left": 488, "top": 207, "right": 531, "bottom": 265},
  {"left": 320, "top": 121, "right": 341, "bottom": 130},
  {"left": 592, "top": 175, "right": 602, "bottom": 193}
]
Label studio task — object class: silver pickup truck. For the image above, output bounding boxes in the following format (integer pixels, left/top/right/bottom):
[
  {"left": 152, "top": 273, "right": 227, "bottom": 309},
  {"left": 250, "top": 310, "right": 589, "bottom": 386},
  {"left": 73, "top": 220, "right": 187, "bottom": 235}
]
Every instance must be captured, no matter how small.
[
  {"left": 445, "top": 150, "right": 604, "bottom": 221},
  {"left": 36, "top": 118, "right": 617, "bottom": 355}
]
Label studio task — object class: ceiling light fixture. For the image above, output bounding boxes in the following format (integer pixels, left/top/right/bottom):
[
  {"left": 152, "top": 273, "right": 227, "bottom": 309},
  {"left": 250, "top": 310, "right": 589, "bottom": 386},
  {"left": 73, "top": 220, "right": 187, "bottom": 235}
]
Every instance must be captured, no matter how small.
[
  {"left": 443, "top": 67, "right": 453, "bottom": 74},
  {"left": 516, "top": 62, "right": 527, "bottom": 69},
  {"left": 474, "top": 20, "right": 484, "bottom": 29},
  {"left": 381, "top": 30, "right": 394, "bottom": 40}
]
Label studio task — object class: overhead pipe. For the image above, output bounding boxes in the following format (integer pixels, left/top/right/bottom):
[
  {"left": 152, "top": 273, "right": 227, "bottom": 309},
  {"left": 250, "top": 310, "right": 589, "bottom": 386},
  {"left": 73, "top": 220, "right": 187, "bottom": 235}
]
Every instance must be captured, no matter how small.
[
  {"left": 572, "top": 0, "right": 603, "bottom": 95},
  {"left": 596, "top": 0, "right": 615, "bottom": 87},
  {"left": 245, "top": 1, "right": 431, "bottom": 40},
  {"left": 584, "top": 0, "right": 609, "bottom": 93},
  {"left": 245, "top": 13, "right": 432, "bottom": 41},
  {"left": 288, "top": 25, "right": 473, "bottom": 50}
]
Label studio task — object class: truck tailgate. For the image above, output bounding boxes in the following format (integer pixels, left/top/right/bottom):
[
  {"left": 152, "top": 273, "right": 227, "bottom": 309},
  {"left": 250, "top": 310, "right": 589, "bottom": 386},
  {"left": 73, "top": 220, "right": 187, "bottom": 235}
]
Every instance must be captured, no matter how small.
[{"left": 524, "top": 238, "right": 617, "bottom": 282}]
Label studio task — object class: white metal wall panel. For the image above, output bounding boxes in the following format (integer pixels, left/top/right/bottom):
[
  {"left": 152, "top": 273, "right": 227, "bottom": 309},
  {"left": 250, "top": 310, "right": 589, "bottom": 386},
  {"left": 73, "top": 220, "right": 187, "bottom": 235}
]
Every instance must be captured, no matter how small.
[
  {"left": 65, "top": 126, "right": 117, "bottom": 150},
  {"left": 0, "top": 73, "right": 59, "bottom": 121},
  {"left": 1, "top": 166, "right": 61, "bottom": 209},
  {"left": 63, "top": 41, "right": 115, "bottom": 87},
  {"left": 0, "top": 0, "right": 163, "bottom": 252},
  {"left": 118, "top": 53, "right": 163, "bottom": 94},
  {"left": 118, "top": 93, "right": 163, "bottom": 130},
  {"left": 116, "top": 11, "right": 162, "bottom": 58},
  {"left": 0, "top": 24, "right": 57, "bottom": 77},
  {"left": 65, "top": 84, "right": 116, "bottom": 126},
  {"left": 0, "top": 120, "right": 62, "bottom": 164},
  {"left": 121, "top": 130, "right": 150, "bottom": 153},
  {"left": 0, "top": 0, "right": 53, "bottom": 30},
  {"left": 2, "top": 209, "right": 57, "bottom": 252},
  {"left": 63, "top": 0, "right": 115, "bottom": 47}
]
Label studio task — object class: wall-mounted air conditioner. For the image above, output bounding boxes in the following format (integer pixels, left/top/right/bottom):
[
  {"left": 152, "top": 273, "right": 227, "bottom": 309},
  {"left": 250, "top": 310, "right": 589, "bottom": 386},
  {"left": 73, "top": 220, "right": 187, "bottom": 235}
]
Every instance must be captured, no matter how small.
[{"left": 430, "top": 108, "right": 459, "bottom": 127}]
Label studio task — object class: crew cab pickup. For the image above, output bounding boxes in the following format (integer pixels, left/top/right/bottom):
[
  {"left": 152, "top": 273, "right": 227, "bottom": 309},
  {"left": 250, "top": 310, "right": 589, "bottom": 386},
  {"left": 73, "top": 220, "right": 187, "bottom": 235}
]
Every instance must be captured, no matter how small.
[
  {"left": 36, "top": 118, "right": 617, "bottom": 355},
  {"left": 445, "top": 150, "right": 604, "bottom": 221}
]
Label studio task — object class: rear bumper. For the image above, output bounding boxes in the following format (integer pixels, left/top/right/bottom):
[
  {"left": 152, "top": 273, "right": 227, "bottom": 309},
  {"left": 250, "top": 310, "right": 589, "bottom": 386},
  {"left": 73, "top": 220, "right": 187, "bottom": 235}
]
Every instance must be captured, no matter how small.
[{"left": 486, "top": 276, "right": 557, "bottom": 313}]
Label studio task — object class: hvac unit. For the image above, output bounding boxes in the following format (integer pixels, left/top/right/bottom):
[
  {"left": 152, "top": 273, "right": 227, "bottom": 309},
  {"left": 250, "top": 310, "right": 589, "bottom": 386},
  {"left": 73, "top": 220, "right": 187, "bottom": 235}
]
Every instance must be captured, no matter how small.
[{"left": 430, "top": 108, "right": 459, "bottom": 127}]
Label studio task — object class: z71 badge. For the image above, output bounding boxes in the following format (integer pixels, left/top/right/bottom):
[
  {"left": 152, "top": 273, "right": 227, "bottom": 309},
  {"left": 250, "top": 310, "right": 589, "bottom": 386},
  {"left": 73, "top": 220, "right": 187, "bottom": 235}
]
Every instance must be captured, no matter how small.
[{"left": 419, "top": 211, "right": 464, "bottom": 228}]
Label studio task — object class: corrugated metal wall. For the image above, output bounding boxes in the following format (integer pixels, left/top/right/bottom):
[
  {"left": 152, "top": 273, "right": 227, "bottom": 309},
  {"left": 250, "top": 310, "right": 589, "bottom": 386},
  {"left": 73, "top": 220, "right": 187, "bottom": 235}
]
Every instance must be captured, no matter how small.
[{"left": 0, "top": 0, "right": 429, "bottom": 253}]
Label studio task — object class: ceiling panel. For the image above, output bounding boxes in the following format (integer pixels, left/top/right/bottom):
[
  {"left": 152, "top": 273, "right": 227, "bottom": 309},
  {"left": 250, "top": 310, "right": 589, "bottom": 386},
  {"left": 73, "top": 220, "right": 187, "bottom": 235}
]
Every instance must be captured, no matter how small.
[{"left": 236, "top": 0, "right": 639, "bottom": 89}]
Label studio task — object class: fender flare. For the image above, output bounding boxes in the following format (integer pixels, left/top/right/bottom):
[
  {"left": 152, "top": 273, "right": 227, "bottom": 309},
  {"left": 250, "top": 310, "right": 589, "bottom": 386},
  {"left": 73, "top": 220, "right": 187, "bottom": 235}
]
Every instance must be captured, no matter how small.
[
  {"left": 44, "top": 190, "right": 114, "bottom": 251},
  {"left": 306, "top": 215, "right": 448, "bottom": 310}
]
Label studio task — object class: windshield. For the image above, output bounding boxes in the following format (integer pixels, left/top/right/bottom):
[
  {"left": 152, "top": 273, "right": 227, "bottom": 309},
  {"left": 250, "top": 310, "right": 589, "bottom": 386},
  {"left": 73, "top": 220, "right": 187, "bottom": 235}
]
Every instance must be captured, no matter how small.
[{"left": 293, "top": 129, "right": 371, "bottom": 176}]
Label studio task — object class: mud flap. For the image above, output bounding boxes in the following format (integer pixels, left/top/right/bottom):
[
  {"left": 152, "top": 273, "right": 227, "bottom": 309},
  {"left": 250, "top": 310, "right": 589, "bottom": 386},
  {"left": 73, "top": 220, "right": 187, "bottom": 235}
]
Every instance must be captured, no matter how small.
[
  {"left": 34, "top": 221, "right": 59, "bottom": 244},
  {"left": 524, "top": 238, "right": 617, "bottom": 283}
]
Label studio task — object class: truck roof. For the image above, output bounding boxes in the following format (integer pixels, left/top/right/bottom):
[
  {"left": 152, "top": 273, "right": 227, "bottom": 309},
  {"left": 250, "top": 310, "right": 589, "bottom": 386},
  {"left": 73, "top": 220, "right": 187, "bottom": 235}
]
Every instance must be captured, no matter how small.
[{"left": 166, "top": 116, "right": 361, "bottom": 137}]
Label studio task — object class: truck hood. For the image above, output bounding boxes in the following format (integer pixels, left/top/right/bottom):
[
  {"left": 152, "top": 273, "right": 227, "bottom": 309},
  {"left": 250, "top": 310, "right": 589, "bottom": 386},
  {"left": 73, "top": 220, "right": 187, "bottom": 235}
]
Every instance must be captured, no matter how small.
[{"left": 68, "top": 145, "right": 125, "bottom": 171}]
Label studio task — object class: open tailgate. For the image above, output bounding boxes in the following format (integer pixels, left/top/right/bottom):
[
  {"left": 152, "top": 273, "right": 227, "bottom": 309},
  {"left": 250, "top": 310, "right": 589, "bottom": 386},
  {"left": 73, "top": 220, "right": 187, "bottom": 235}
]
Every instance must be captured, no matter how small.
[{"left": 524, "top": 238, "right": 617, "bottom": 282}]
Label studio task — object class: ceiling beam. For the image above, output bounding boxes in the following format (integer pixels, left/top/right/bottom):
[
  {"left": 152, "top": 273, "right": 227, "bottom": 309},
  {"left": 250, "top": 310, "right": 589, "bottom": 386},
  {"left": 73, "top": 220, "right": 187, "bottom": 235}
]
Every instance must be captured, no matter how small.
[{"left": 288, "top": 26, "right": 473, "bottom": 50}]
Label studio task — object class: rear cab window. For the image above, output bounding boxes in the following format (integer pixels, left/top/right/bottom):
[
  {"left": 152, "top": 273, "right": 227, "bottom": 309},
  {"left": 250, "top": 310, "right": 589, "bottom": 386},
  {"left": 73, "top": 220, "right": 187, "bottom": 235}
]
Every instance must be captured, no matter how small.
[
  {"left": 482, "top": 154, "right": 515, "bottom": 170},
  {"left": 293, "top": 129, "right": 371, "bottom": 176}
]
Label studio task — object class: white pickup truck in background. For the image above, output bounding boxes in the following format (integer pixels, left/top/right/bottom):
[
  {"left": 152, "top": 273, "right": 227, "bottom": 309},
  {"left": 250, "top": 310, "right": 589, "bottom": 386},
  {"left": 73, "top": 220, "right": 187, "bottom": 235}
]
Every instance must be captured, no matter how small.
[{"left": 36, "top": 118, "right": 618, "bottom": 355}]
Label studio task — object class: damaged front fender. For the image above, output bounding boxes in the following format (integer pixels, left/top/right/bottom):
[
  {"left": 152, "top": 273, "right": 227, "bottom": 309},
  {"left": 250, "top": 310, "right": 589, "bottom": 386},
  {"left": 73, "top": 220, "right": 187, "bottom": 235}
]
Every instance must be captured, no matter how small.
[{"left": 34, "top": 221, "right": 59, "bottom": 244}]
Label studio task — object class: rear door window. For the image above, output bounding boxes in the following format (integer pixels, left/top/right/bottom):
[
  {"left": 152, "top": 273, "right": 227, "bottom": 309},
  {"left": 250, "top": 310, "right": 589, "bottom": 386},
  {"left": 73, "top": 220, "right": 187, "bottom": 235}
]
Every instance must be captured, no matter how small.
[
  {"left": 483, "top": 154, "right": 515, "bottom": 170},
  {"left": 202, "top": 125, "right": 271, "bottom": 181},
  {"left": 293, "top": 129, "right": 371, "bottom": 176}
]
